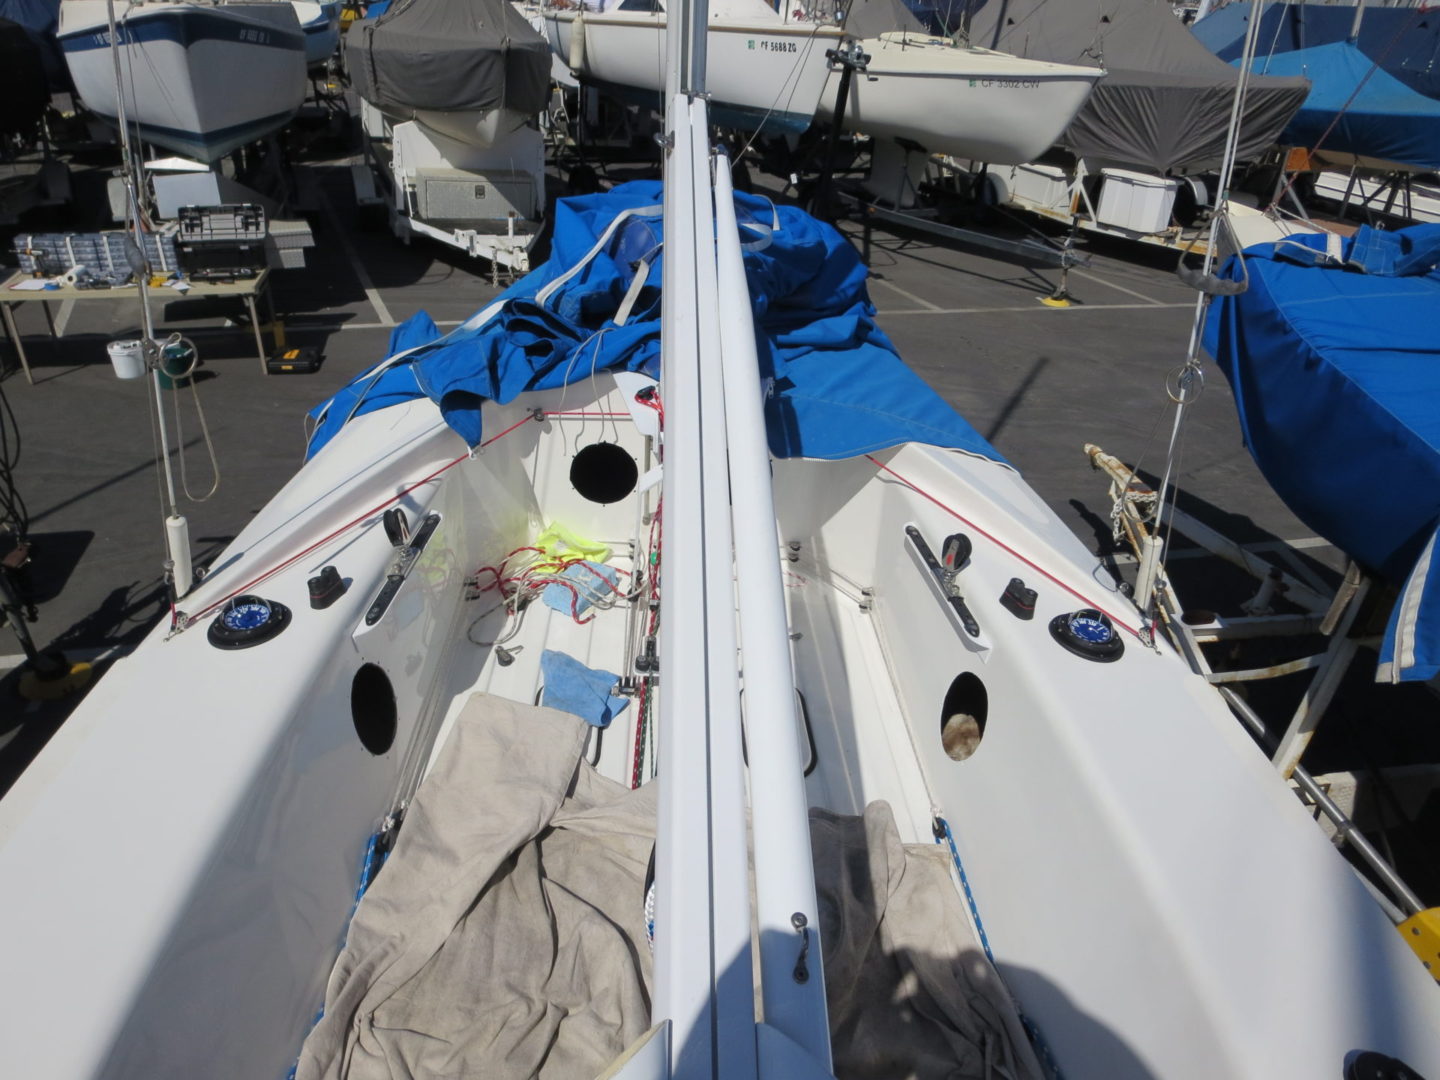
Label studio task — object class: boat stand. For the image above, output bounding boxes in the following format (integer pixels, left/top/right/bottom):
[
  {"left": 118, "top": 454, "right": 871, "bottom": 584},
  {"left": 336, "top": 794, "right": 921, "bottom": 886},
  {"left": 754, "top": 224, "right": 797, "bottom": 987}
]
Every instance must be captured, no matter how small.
[
  {"left": 839, "top": 189, "right": 1086, "bottom": 273},
  {"left": 808, "top": 42, "right": 1086, "bottom": 277},
  {"left": 1086, "top": 443, "right": 1439, "bottom": 933}
]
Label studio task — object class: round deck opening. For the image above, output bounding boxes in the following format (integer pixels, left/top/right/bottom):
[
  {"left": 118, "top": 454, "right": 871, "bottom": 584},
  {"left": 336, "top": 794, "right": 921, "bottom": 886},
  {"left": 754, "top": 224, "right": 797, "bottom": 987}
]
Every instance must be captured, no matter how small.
[
  {"left": 940, "top": 672, "right": 988, "bottom": 762},
  {"left": 352, "top": 663, "right": 398, "bottom": 755},
  {"left": 570, "top": 443, "right": 638, "bottom": 504}
]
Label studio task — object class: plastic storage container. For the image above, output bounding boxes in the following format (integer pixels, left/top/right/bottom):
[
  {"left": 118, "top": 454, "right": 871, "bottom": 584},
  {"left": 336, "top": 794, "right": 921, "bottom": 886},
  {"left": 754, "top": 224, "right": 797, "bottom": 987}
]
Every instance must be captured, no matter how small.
[{"left": 1096, "top": 169, "right": 1180, "bottom": 233}]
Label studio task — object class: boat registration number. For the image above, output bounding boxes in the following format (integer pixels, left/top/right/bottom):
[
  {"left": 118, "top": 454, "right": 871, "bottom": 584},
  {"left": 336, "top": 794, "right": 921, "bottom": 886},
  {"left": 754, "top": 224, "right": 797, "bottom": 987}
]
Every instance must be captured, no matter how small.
[
  {"left": 972, "top": 78, "right": 1042, "bottom": 89},
  {"left": 750, "top": 39, "right": 798, "bottom": 53}
]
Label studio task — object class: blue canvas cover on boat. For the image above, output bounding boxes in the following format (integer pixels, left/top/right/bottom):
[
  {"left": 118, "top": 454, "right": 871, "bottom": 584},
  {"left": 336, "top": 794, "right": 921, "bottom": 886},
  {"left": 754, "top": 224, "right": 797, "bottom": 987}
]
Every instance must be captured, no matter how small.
[
  {"left": 1192, "top": 4, "right": 1440, "bottom": 101},
  {"left": 307, "top": 182, "right": 1003, "bottom": 466},
  {"left": 1233, "top": 42, "right": 1440, "bottom": 170},
  {"left": 1202, "top": 224, "right": 1440, "bottom": 683}
]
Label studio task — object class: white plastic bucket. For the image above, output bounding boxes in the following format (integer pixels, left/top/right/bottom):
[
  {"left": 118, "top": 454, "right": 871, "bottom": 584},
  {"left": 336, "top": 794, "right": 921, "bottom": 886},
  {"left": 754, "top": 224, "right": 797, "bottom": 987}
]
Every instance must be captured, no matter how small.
[{"left": 107, "top": 339, "right": 146, "bottom": 380}]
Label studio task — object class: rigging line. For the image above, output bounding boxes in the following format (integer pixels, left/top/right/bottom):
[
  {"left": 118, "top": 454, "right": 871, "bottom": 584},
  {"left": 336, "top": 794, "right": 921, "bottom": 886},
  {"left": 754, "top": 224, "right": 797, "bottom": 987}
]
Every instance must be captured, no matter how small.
[
  {"left": 735, "top": 21, "right": 826, "bottom": 162},
  {"left": 164, "top": 336, "right": 220, "bottom": 502},
  {"left": 1261, "top": 0, "right": 1286, "bottom": 74},
  {"left": 177, "top": 412, "right": 541, "bottom": 628},
  {"left": 1138, "top": 0, "right": 1271, "bottom": 626},
  {"left": 0, "top": 378, "right": 26, "bottom": 538},
  {"left": 864, "top": 454, "right": 1142, "bottom": 638}
]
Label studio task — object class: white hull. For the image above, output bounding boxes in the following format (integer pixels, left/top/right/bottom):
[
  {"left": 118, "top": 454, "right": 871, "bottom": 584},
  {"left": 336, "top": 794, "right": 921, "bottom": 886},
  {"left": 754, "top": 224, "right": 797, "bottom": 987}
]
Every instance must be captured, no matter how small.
[
  {"left": 546, "top": 6, "right": 842, "bottom": 134},
  {"left": 59, "top": 0, "right": 307, "bottom": 162},
  {"left": 820, "top": 33, "right": 1102, "bottom": 164},
  {"left": 1, "top": 370, "right": 1438, "bottom": 1076},
  {"left": 293, "top": 0, "right": 340, "bottom": 66}
]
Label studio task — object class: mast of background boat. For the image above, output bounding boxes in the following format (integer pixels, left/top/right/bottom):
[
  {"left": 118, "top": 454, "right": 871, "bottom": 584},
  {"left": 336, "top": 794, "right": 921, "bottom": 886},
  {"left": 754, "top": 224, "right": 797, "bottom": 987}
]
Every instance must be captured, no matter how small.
[
  {"left": 104, "top": 0, "right": 193, "bottom": 597},
  {"left": 651, "top": 0, "right": 756, "bottom": 1077}
]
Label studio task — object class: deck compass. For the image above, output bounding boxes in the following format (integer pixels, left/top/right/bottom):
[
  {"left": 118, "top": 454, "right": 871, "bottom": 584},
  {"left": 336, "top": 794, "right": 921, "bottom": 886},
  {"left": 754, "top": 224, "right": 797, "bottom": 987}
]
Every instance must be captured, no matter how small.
[
  {"left": 1049, "top": 607, "right": 1124, "bottom": 663},
  {"left": 207, "top": 593, "right": 292, "bottom": 650}
]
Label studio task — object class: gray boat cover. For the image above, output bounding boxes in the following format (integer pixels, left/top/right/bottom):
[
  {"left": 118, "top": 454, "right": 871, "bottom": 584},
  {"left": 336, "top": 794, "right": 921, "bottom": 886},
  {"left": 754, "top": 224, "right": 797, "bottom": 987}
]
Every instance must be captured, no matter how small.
[
  {"left": 347, "top": 0, "right": 550, "bottom": 118},
  {"left": 296, "top": 694, "right": 1040, "bottom": 1080},
  {"left": 963, "top": 0, "right": 1310, "bottom": 173},
  {"left": 844, "top": 0, "right": 928, "bottom": 41}
]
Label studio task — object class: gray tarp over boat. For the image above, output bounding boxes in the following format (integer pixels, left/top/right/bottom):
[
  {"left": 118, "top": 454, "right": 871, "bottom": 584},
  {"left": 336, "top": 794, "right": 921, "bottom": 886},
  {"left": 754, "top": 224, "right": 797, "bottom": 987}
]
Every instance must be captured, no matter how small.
[
  {"left": 347, "top": 0, "right": 550, "bottom": 118},
  {"left": 844, "top": 0, "right": 928, "bottom": 40},
  {"left": 962, "top": 0, "right": 1310, "bottom": 173}
]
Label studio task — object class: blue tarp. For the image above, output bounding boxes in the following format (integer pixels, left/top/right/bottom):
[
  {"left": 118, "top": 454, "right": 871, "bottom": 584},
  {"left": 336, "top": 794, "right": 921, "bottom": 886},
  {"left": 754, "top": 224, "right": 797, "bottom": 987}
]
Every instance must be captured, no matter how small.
[
  {"left": 1192, "top": 4, "right": 1440, "bottom": 101},
  {"left": 1203, "top": 224, "right": 1440, "bottom": 684},
  {"left": 0, "top": 0, "right": 55, "bottom": 34},
  {"left": 0, "top": 0, "right": 65, "bottom": 90},
  {"left": 308, "top": 181, "right": 1004, "bottom": 466},
  {"left": 1231, "top": 41, "right": 1440, "bottom": 170}
]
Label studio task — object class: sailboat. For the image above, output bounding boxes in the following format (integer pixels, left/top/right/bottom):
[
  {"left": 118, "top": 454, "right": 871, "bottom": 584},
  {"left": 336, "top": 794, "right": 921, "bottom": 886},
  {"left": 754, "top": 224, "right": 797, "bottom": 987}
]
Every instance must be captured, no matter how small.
[
  {"left": 4, "top": 1, "right": 1440, "bottom": 1078},
  {"left": 347, "top": 0, "right": 552, "bottom": 270},
  {"left": 542, "top": 0, "right": 843, "bottom": 134},
  {"left": 295, "top": 0, "right": 340, "bottom": 67},
  {"left": 58, "top": 0, "right": 308, "bottom": 163},
  {"left": 816, "top": 0, "right": 1104, "bottom": 169}
]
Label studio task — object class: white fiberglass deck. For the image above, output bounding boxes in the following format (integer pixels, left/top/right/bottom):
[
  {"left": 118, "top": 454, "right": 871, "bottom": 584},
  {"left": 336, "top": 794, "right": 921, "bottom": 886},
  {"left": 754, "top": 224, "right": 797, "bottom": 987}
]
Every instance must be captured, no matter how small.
[{"left": 420, "top": 405, "right": 935, "bottom": 849}]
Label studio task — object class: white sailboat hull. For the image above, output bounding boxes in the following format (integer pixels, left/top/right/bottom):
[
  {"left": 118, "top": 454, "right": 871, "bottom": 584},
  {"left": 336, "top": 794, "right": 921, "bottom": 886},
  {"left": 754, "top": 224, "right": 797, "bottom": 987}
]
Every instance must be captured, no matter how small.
[
  {"left": 292, "top": 0, "right": 340, "bottom": 66},
  {"left": 59, "top": 0, "right": 307, "bottom": 162},
  {"left": 819, "top": 34, "right": 1102, "bottom": 164},
  {"left": 2, "top": 374, "right": 1438, "bottom": 1077},
  {"left": 546, "top": 8, "right": 842, "bottom": 134}
]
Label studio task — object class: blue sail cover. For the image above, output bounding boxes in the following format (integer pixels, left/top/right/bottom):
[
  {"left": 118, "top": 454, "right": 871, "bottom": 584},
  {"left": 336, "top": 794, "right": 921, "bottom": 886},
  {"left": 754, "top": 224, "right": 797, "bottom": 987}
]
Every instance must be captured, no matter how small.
[
  {"left": 1202, "top": 224, "right": 1440, "bottom": 683},
  {"left": 1230, "top": 41, "right": 1440, "bottom": 170},
  {"left": 308, "top": 181, "right": 1003, "bottom": 465},
  {"left": 1192, "top": 4, "right": 1440, "bottom": 101}
]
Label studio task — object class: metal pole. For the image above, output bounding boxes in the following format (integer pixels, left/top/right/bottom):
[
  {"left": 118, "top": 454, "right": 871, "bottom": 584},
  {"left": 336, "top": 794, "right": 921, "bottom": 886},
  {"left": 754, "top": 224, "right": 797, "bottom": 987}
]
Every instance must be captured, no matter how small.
[
  {"left": 813, "top": 42, "right": 865, "bottom": 220},
  {"left": 1216, "top": 685, "right": 1424, "bottom": 917},
  {"left": 665, "top": 0, "right": 707, "bottom": 97},
  {"left": 106, "top": 0, "right": 192, "bottom": 596},
  {"left": 653, "top": 67, "right": 755, "bottom": 1080},
  {"left": 715, "top": 152, "right": 832, "bottom": 1068}
]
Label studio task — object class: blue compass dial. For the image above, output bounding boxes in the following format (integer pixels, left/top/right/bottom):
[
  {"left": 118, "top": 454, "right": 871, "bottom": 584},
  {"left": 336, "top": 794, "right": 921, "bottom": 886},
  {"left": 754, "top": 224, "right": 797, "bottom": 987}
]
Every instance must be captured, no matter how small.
[
  {"left": 1067, "top": 612, "right": 1113, "bottom": 644},
  {"left": 222, "top": 599, "right": 272, "bottom": 631}
]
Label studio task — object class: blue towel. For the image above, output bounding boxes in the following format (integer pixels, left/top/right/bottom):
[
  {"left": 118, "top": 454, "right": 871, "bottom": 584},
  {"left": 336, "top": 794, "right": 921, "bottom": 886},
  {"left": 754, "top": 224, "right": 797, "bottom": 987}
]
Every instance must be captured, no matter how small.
[
  {"left": 542, "top": 560, "right": 620, "bottom": 617},
  {"left": 540, "top": 650, "right": 629, "bottom": 728}
]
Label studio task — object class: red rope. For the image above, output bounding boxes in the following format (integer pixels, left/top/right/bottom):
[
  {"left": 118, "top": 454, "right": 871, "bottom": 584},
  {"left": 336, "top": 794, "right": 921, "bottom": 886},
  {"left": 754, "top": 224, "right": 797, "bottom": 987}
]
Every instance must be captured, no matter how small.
[
  {"left": 182, "top": 412, "right": 542, "bottom": 627},
  {"left": 631, "top": 677, "right": 649, "bottom": 789},
  {"left": 864, "top": 455, "right": 1142, "bottom": 639}
]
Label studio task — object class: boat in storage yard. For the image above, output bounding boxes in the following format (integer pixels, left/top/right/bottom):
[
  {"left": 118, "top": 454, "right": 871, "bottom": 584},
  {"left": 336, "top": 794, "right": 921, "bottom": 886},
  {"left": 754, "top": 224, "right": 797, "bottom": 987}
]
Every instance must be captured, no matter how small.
[
  {"left": 294, "top": 0, "right": 339, "bottom": 67},
  {"left": 960, "top": 0, "right": 1310, "bottom": 175},
  {"left": 544, "top": 0, "right": 843, "bottom": 134},
  {"left": 3, "top": 7, "right": 1440, "bottom": 1078},
  {"left": 1204, "top": 224, "right": 1440, "bottom": 687},
  {"left": 348, "top": 0, "right": 551, "bottom": 271},
  {"left": 818, "top": 0, "right": 1102, "bottom": 169},
  {"left": 58, "top": 0, "right": 307, "bottom": 163}
]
